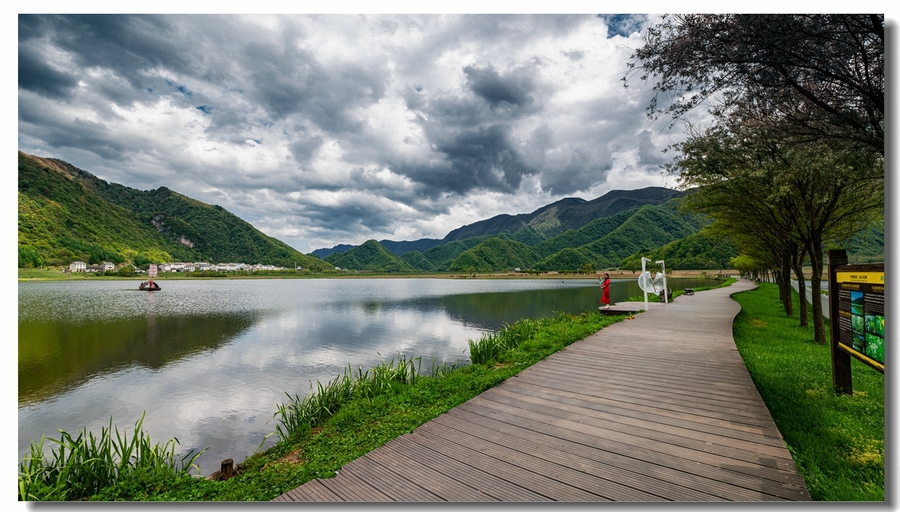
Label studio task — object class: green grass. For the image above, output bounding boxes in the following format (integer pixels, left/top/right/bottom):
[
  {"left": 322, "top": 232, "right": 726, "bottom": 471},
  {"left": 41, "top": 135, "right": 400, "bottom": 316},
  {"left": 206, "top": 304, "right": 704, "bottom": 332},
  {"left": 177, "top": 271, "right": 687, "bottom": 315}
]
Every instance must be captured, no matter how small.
[{"left": 732, "top": 283, "right": 884, "bottom": 501}]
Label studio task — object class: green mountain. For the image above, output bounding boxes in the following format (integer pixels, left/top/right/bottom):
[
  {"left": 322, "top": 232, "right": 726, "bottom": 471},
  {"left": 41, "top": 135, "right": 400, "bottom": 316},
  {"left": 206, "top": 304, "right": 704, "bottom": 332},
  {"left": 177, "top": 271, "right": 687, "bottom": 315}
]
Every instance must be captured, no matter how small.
[
  {"left": 446, "top": 238, "right": 537, "bottom": 273},
  {"left": 325, "top": 239, "right": 416, "bottom": 272},
  {"left": 17, "top": 151, "right": 331, "bottom": 270},
  {"left": 831, "top": 220, "right": 885, "bottom": 264},
  {"left": 312, "top": 186, "right": 687, "bottom": 258},
  {"left": 619, "top": 230, "right": 741, "bottom": 271},
  {"left": 385, "top": 200, "right": 705, "bottom": 274},
  {"left": 406, "top": 236, "right": 496, "bottom": 272},
  {"left": 441, "top": 187, "right": 684, "bottom": 242}
]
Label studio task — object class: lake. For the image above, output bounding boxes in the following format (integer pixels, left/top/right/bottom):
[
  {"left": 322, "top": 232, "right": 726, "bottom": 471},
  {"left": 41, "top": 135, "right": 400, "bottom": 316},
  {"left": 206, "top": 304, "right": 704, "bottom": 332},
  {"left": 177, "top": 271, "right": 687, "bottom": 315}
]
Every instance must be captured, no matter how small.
[{"left": 18, "top": 276, "right": 715, "bottom": 475}]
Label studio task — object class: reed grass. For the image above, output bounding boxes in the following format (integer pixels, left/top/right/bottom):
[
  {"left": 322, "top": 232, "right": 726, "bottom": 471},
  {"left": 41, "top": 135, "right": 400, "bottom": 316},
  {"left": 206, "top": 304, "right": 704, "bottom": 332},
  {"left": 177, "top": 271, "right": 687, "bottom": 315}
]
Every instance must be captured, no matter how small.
[
  {"left": 18, "top": 412, "right": 204, "bottom": 501},
  {"left": 274, "top": 353, "right": 445, "bottom": 441},
  {"left": 468, "top": 314, "right": 564, "bottom": 364}
]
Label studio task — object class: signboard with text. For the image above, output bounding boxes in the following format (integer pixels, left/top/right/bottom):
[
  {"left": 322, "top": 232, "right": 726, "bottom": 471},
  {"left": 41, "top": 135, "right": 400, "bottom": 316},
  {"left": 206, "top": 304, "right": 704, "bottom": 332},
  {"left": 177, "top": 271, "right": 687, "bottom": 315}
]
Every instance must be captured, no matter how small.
[
  {"left": 834, "top": 270, "right": 884, "bottom": 369},
  {"left": 828, "top": 251, "right": 884, "bottom": 395}
]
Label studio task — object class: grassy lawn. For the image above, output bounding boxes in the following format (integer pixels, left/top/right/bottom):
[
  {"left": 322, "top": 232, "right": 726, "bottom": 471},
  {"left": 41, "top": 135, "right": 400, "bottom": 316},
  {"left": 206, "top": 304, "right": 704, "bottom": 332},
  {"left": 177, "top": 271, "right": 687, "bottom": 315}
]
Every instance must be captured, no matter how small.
[{"left": 731, "top": 283, "right": 884, "bottom": 501}]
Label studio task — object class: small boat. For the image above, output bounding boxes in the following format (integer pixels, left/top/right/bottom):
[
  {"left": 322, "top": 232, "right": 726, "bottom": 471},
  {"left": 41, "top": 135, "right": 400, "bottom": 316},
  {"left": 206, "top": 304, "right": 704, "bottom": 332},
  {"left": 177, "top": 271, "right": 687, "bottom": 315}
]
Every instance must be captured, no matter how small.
[
  {"left": 139, "top": 280, "right": 161, "bottom": 291},
  {"left": 140, "top": 264, "right": 160, "bottom": 291}
]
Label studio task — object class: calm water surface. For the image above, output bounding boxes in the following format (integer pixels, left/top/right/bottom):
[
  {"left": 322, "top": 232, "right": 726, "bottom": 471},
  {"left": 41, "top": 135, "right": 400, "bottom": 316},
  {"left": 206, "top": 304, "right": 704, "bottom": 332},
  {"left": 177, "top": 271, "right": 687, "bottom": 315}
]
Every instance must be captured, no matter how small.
[{"left": 18, "top": 277, "right": 713, "bottom": 475}]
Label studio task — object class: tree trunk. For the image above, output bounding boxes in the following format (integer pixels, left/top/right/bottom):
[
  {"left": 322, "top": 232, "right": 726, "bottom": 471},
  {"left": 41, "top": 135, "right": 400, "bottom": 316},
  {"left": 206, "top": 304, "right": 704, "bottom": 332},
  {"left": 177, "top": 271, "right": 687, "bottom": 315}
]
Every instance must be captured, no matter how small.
[
  {"left": 791, "top": 246, "right": 808, "bottom": 327},
  {"left": 808, "top": 242, "right": 827, "bottom": 344},
  {"left": 779, "top": 254, "right": 793, "bottom": 317}
]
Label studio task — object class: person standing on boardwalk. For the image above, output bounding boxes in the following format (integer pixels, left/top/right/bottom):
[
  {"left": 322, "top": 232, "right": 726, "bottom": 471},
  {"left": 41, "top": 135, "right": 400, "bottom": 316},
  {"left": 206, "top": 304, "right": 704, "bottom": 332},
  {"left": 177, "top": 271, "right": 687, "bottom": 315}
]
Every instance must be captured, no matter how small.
[{"left": 599, "top": 272, "right": 611, "bottom": 309}]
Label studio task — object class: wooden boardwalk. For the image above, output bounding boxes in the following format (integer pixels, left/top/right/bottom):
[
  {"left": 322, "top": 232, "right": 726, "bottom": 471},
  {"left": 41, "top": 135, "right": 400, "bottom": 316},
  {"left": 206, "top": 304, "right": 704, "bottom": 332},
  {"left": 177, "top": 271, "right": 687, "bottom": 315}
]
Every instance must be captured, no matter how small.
[{"left": 273, "top": 279, "right": 811, "bottom": 502}]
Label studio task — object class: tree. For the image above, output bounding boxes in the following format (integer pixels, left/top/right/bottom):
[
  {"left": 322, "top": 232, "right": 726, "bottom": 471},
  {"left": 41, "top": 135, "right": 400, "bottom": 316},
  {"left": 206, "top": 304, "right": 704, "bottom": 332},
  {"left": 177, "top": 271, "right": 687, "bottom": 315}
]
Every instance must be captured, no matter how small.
[
  {"left": 672, "top": 123, "right": 804, "bottom": 318},
  {"left": 672, "top": 120, "right": 883, "bottom": 343},
  {"left": 627, "top": 14, "right": 884, "bottom": 157}
]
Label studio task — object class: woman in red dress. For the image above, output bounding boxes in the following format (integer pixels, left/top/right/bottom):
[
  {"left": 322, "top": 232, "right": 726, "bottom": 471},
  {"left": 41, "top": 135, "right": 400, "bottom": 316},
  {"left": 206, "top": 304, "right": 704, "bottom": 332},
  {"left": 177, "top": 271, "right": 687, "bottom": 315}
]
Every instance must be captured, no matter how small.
[{"left": 600, "top": 272, "right": 611, "bottom": 309}]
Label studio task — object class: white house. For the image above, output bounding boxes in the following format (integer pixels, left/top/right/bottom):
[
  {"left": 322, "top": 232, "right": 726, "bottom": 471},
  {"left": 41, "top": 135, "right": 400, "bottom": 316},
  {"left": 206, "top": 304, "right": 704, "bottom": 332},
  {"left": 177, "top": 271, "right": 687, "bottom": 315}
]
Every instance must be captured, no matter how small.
[{"left": 69, "top": 261, "right": 86, "bottom": 273}]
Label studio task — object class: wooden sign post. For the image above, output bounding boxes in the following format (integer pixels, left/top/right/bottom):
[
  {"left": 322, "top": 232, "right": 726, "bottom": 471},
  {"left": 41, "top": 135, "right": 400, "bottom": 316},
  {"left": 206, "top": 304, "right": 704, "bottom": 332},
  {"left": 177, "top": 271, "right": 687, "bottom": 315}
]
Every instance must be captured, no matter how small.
[{"left": 827, "top": 249, "right": 885, "bottom": 395}]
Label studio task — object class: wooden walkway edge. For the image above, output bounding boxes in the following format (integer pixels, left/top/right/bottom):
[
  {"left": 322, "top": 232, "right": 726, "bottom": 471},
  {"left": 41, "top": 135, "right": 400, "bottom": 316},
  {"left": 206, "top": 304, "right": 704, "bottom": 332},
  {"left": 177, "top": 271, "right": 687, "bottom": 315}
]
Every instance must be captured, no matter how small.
[{"left": 273, "top": 279, "right": 811, "bottom": 502}]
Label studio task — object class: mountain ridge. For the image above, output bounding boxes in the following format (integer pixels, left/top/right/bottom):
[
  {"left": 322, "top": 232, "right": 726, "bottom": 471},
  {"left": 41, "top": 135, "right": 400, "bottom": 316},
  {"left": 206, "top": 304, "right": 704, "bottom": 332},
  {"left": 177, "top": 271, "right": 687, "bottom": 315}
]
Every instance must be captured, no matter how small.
[
  {"left": 312, "top": 186, "right": 686, "bottom": 258},
  {"left": 17, "top": 151, "right": 332, "bottom": 270}
]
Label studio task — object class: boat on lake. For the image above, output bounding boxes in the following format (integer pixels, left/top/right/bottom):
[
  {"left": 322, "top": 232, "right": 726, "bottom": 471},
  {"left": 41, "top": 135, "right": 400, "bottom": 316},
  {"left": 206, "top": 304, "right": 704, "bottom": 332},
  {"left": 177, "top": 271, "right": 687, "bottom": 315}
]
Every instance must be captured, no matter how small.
[
  {"left": 140, "top": 264, "right": 160, "bottom": 290},
  {"left": 139, "top": 280, "right": 160, "bottom": 291}
]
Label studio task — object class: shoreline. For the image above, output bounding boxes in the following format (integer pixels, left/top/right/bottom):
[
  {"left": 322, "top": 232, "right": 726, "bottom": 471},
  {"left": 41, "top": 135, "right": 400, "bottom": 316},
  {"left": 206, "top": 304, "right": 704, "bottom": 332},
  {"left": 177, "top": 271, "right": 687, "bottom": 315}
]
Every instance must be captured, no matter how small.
[{"left": 18, "top": 269, "right": 738, "bottom": 282}]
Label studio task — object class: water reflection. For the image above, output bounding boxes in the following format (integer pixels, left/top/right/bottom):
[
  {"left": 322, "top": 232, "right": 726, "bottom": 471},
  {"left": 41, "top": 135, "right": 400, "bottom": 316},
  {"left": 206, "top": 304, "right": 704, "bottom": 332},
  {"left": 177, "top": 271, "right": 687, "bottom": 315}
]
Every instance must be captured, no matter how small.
[{"left": 19, "top": 312, "right": 261, "bottom": 406}]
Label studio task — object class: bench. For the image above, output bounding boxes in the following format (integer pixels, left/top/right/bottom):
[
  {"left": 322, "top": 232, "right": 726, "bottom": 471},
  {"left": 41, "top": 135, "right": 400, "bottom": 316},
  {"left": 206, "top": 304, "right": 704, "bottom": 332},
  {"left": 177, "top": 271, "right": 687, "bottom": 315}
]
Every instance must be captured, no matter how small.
[{"left": 684, "top": 288, "right": 694, "bottom": 296}]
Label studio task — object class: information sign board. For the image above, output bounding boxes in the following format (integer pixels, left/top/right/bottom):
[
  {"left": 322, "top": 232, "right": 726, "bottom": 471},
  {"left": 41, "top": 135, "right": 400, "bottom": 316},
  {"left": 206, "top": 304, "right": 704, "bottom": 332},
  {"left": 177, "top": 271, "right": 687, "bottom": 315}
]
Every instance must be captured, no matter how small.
[{"left": 834, "top": 270, "right": 884, "bottom": 369}]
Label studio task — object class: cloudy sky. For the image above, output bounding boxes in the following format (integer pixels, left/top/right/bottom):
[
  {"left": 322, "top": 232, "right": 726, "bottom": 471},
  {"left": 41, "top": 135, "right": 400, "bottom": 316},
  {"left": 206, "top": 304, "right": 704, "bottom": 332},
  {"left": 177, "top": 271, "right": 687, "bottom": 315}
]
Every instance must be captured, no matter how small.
[{"left": 12, "top": 10, "right": 837, "bottom": 254}]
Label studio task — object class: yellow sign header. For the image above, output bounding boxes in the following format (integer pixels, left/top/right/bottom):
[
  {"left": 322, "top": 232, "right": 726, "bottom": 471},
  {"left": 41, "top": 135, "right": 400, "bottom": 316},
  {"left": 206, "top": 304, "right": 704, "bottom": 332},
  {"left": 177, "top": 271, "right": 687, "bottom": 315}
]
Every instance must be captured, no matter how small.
[{"left": 837, "top": 271, "right": 885, "bottom": 285}]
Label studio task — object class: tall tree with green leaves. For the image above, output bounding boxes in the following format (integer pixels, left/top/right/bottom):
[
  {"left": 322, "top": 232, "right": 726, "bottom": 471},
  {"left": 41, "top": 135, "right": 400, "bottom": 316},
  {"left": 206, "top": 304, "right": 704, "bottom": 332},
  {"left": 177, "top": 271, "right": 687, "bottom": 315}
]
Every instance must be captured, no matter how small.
[{"left": 671, "top": 121, "right": 883, "bottom": 343}]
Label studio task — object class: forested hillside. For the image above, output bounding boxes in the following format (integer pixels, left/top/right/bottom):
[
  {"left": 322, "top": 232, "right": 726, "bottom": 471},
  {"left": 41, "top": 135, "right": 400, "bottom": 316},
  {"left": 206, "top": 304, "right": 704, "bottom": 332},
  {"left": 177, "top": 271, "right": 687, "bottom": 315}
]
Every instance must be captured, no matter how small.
[
  {"left": 313, "top": 186, "right": 687, "bottom": 258},
  {"left": 17, "top": 152, "right": 332, "bottom": 270},
  {"left": 332, "top": 200, "right": 712, "bottom": 273},
  {"left": 325, "top": 240, "right": 416, "bottom": 272}
]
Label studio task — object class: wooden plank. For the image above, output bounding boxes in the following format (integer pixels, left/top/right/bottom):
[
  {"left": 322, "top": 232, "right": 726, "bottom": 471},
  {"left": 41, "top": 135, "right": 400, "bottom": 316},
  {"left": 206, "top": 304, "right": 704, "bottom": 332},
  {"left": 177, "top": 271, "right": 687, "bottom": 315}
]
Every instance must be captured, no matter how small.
[
  {"left": 514, "top": 363, "right": 776, "bottom": 423},
  {"left": 513, "top": 371, "right": 777, "bottom": 430},
  {"left": 456, "top": 397, "right": 807, "bottom": 488},
  {"left": 363, "top": 440, "right": 495, "bottom": 501},
  {"left": 435, "top": 406, "right": 803, "bottom": 501},
  {"left": 424, "top": 411, "right": 722, "bottom": 501},
  {"left": 338, "top": 455, "right": 443, "bottom": 501},
  {"left": 319, "top": 471, "right": 394, "bottom": 502},
  {"left": 407, "top": 426, "right": 613, "bottom": 501},
  {"left": 426, "top": 412, "right": 767, "bottom": 501},
  {"left": 274, "top": 478, "right": 342, "bottom": 502},
  {"left": 386, "top": 434, "right": 552, "bottom": 502},
  {"left": 410, "top": 422, "right": 664, "bottom": 501},
  {"left": 502, "top": 379, "right": 787, "bottom": 445},
  {"left": 480, "top": 386, "right": 793, "bottom": 459}
]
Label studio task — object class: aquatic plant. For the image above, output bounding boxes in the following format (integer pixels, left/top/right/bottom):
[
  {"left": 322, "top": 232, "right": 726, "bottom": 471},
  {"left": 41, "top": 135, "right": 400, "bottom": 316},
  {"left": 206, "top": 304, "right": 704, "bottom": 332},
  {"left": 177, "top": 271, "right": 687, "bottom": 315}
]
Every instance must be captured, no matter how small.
[
  {"left": 18, "top": 412, "right": 204, "bottom": 501},
  {"left": 274, "top": 353, "right": 429, "bottom": 441}
]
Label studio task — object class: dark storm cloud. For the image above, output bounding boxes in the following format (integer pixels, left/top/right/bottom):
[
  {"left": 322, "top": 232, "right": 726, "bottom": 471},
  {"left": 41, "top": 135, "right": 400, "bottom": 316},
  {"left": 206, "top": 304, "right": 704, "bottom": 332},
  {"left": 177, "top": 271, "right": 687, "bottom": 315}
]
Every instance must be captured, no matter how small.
[
  {"left": 293, "top": 195, "right": 398, "bottom": 234},
  {"left": 463, "top": 64, "right": 535, "bottom": 109},
  {"left": 239, "top": 33, "right": 390, "bottom": 138},
  {"left": 433, "top": 124, "right": 536, "bottom": 193},
  {"left": 18, "top": 94, "right": 129, "bottom": 161},
  {"left": 39, "top": 15, "right": 191, "bottom": 89},
  {"left": 18, "top": 45, "right": 78, "bottom": 99},
  {"left": 287, "top": 128, "right": 325, "bottom": 165},
  {"left": 389, "top": 119, "right": 538, "bottom": 198},
  {"left": 389, "top": 59, "right": 550, "bottom": 197}
]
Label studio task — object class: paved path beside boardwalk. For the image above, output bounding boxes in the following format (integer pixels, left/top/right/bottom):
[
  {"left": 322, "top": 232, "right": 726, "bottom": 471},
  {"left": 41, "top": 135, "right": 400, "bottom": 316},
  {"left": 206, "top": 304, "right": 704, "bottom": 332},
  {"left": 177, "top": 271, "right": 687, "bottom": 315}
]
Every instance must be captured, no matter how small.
[{"left": 274, "top": 279, "right": 811, "bottom": 502}]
